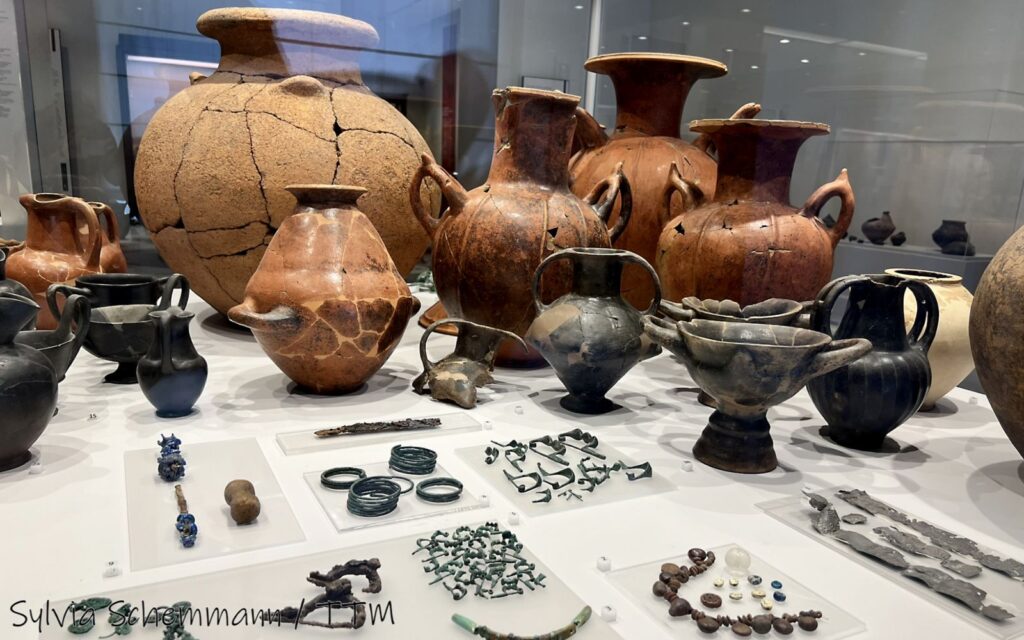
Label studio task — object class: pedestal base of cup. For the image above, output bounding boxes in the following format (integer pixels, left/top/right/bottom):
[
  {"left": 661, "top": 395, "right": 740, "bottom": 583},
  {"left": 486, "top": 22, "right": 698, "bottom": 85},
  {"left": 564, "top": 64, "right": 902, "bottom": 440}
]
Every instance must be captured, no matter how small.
[
  {"left": 104, "top": 361, "right": 139, "bottom": 384},
  {"left": 693, "top": 409, "right": 778, "bottom": 474}
]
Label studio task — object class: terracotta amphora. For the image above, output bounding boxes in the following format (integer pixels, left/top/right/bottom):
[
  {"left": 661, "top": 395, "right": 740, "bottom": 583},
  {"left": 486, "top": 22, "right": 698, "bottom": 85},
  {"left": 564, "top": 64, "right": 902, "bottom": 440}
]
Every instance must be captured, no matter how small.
[
  {"left": 134, "top": 8, "right": 439, "bottom": 316},
  {"left": 7, "top": 193, "right": 101, "bottom": 329},
  {"left": 229, "top": 185, "right": 418, "bottom": 394},
  {"left": 570, "top": 52, "right": 759, "bottom": 308},
  {"left": 657, "top": 119, "right": 854, "bottom": 306},
  {"left": 410, "top": 87, "right": 632, "bottom": 367},
  {"left": 89, "top": 201, "right": 128, "bottom": 273}
]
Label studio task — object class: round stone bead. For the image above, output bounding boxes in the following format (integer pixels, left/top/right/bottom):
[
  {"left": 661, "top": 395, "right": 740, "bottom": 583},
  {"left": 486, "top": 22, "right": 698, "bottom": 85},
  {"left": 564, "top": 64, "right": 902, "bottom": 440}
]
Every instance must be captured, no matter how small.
[
  {"left": 773, "top": 617, "right": 794, "bottom": 635},
  {"left": 750, "top": 614, "right": 773, "bottom": 634},
  {"left": 700, "top": 593, "right": 723, "bottom": 609},
  {"left": 697, "top": 617, "right": 721, "bottom": 634},
  {"left": 714, "top": 577, "right": 725, "bottom": 588},
  {"left": 652, "top": 581, "right": 669, "bottom": 597},
  {"left": 798, "top": 615, "right": 819, "bottom": 631},
  {"left": 725, "top": 546, "right": 752, "bottom": 575},
  {"left": 732, "top": 622, "right": 753, "bottom": 637},
  {"left": 688, "top": 548, "right": 708, "bottom": 563},
  {"left": 661, "top": 562, "right": 680, "bottom": 575},
  {"left": 770, "top": 580, "right": 783, "bottom": 590},
  {"left": 729, "top": 591, "right": 743, "bottom": 601},
  {"left": 748, "top": 574, "right": 762, "bottom": 586},
  {"left": 760, "top": 597, "right": 774, "bottom": 611},
  {"left": 668, "top": 597, "right": 693, "bottom": 617},
  {"left": 729, "top": 577, "right": 740, "bottom": 586},
  {"left": 751, "top": 588, "right": 766, "bottom": 599},
  {"left": 773, "top": 591, "right": 787, "bottom": 602}
]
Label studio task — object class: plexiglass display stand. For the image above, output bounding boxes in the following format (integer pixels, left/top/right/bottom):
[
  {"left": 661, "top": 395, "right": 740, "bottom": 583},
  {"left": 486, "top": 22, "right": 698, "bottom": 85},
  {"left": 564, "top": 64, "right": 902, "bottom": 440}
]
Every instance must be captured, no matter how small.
[
  {"left": 303, "top": 460, "right": 484, "bottom": 532},
  {"left": 40, "top": 528, "right": 620, "bottom": 639},
  {"left": 760, "top": 490, "right": 1024, "bottom": 639},
  {"left": 124, "top": 439, "right": 304, "bottom": 570},
  {"left": 606, "top": 543, "right": 865, "bottom": 639}
]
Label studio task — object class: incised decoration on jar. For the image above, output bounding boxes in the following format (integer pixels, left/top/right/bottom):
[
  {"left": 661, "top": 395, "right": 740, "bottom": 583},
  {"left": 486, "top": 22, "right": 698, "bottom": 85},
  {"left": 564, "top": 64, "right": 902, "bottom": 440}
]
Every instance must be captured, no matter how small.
[{"left": 134, "top": 7, "right": 439, "bottom": 315}]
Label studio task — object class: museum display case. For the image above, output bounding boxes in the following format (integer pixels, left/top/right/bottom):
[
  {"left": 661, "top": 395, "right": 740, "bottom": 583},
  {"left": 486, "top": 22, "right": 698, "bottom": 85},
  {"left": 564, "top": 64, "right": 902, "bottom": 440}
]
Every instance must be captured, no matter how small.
[{"left": 2, "top": 1, "right": 1024, "bottom": 639}]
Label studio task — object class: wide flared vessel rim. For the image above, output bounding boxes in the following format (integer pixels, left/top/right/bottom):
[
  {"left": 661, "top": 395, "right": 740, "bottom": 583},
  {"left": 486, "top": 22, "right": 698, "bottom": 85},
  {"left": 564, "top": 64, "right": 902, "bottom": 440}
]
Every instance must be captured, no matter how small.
[
  {"left": 679, "top": 318, "right": 831, "bottom": 349},
  {"left": 493, "top": 86, "right": 581, "bottom": 105},
  {"left": 883, "top": 268, "right": 962, "bottom": 284},
  {"left": 197, "top": 7, "right": 379, "bottom": 48},
  {"left": 585, "top": 52, "right": 728, "bottom": 78},
  {"left": 690, "top": 118, "right": 831, "bottom": 136}
]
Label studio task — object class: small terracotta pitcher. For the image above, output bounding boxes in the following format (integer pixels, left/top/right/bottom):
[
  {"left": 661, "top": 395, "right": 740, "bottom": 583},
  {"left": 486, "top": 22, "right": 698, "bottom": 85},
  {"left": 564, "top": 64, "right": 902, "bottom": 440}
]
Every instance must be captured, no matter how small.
[{"left": 7, "top": 193, "right": 102, "bottom": 329}]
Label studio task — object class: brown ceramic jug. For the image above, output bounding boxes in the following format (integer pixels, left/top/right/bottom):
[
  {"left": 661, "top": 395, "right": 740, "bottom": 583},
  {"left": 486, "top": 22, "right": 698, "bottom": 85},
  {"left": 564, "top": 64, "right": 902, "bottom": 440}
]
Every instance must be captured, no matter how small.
[
  {"left": 656, "top": 119, "right": 854, "bottom": 305},
  {"left": 410, "top": 87, "right": 631, "bottom": 366},
  {"left": 229, "top": 185, "right": 418, "bottom": 394},
  {"left": 570, "top": 53, "right": 760, "bottom": 308},
  {"left": 89, "top": 201, "right": 128, "bottom": 273},
  {"left": 8, "top": 193, "right": 102, "bottom": 329}
]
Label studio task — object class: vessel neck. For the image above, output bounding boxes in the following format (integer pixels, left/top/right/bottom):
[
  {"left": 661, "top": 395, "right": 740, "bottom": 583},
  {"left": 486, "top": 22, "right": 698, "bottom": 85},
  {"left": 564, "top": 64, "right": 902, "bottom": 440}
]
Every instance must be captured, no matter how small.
[
  {"left": 286, "top": 185, "right": 365, "bottom": 219},
  {"left": 712, "top": 134, "right": 806, "bottom": 204},
  {"left": 570, "top": 252, "right": 623, "bottom": 298},
  {"left": 22, "top": 194, "right": 88, "bottom": 254},
  {"left": 488, "top": 88, "right": 578, "bottom": 188},
  {"left": 839, "top": 279, "right": 912, "bottom": 351},
  {"left": 607, "top": 68, "right": 691, "bottom": 138}
]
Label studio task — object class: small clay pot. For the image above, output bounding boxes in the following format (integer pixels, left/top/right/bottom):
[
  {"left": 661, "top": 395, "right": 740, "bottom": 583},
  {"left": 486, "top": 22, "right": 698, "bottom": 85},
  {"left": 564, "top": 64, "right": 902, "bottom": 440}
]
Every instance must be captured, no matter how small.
[
  {"left": 861, "top": 211, "right": 895, "bottom": 245},
  {"left": 932, "top": 219, "right": 969, "bottom": 247},
  {"left": 224, "top": 479, "right": 261, "bottom": 525},
  {"left": 890, "top": 231, "right": 907, "bottom": 246}
]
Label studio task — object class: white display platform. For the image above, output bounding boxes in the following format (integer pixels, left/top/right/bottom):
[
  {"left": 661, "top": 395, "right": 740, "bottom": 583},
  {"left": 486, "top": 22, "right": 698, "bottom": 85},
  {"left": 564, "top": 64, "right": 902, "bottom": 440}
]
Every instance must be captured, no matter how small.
[
  {"left": 303, "top": 460, "right": 484, "bottom": 531},
  {"left": 761, "top": 489, "right": 1024, "bottom": 638},
  {"left": 124, "top": 438, "right": 304, "bottom": 570},
  {"left": 607, "top": 543, "right": 865, "bottom": 639},
  {"left": 2, "top": 295, "right": 1023, "bottom": 640},
  {"left": 38, "top": 528, "right": 620, "bottom": 639}
]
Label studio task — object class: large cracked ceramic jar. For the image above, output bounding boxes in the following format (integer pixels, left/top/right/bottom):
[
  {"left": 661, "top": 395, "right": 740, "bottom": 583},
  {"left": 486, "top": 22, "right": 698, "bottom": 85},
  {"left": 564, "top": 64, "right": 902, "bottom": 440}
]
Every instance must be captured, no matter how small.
[
  {"left": 971, "top": 228, "right": 1024, "bottom": 460},
  {"left": 134, "top": 8, "right": 439, "bottom": 315},
  {"left": 569, "top": 53, "right": 759, "bottom": 308}
]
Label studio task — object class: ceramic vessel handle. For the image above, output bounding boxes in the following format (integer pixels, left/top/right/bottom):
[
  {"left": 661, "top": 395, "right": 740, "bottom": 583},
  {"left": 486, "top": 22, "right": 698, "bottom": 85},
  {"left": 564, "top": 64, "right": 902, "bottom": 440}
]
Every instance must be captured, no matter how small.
[
  {"left": 531, "top": 250, "right": 575, "bottom": 314},
  {"left": 642, "top": 315, "right": 691, "bottom": 360},
  {"left": 66, "top": 294, "right": 91, "bottom": 360},
  {"left": 571, "top": 106, "right": 608, "bottom": 152},
  {"left": 694, "top": 101, "right": 761, "bottom": 155},
  {"left": 46, "top": 283, "right": 89, "bottom": 321},
  {"left": 409, "top": 153, "right": 466, "bottom": 238},
  {"left": 158, "top": 312, "right": 175, "bottom": 375},
  {"left": 807, "top": 338, "right": 872, "bottom": 379},
  {"left": 905, "top": 280, "right": 939, "bottom": 353},
  {"left": 419, "top": 318, "right": 464, "bottom": 370},
  {"left": 661, "top": 162, "right": 704, "bottom": 226},
  {"left": 616, "top": 251, "right": 662, "bottom": 316},
  {"left": 800, "top": 169, "right": 855, "bottom": 248},
  {"left": 94, "top": 202, "right": 121, "bottom": 245},
  {"left": 156, "top": 274, "right": 190, "bottom": 310},
  {"left": 73, "top": 198, "right": 102, "bottom": 270},
  {"left": 657, "top": 299, "right": 696, "bottom": 322},
  {"left": 583, "top": 162, "right": 632, "bottom": 243},
  {"left": 809, "top": 275, "right": 867, "bottom": 337}
]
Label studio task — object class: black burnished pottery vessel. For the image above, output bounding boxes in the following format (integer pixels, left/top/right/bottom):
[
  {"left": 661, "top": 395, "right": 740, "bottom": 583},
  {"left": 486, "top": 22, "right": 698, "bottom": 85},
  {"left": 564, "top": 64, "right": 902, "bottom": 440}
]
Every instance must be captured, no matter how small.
[
  {"left": 0, "top": 293, "right": 58, "bottom": 471},
  {"left": 861, "top": 211, "right": 895, "bottom": 245},
  {"left": 644, "top": 316, "right": 870, "bottom": 473},
  {"left": 807, "top": 274, "right": 937, "bottom": 450},
  {"left": 0, "top": 252, "right": 35, "bottom": 330},
  {"left": 79, "top": 274, "right": 190, "bottom": 384},
  {"left": 526, "top": 248, "right": 661, "bottom": 414},
  {"left": 138, "top": 306, "right": 207, "bottom": 417},
  {"left": 15, "top": 293, "right": 90, "bottom": 381},
  {"left": 47, "top": 273, "right": 168, "bottom": 313}
]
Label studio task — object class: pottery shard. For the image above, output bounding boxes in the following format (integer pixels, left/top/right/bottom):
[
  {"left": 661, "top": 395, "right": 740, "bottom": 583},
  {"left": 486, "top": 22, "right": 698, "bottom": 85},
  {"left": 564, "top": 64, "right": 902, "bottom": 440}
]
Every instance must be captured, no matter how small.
[
  {"left": 177, "top": 110, "right": 268, "bottom": 231},
  {"left": 250, "top": 112, "right": 338, "bottom": 228},
  {"left": 135, "top": 73, "right": 242, "bottom": 231},
  {"left": 320, "top": 299, "right": 361, "bottom": 338},
  {"left": 335, "top": 128, "right": 433, "bottom": 275},
  {"left": 188, "top": 222, "right": 269, "bottom": 258},
  {"left": 280, "top": 318, "right": 340, "bottom": 357}
]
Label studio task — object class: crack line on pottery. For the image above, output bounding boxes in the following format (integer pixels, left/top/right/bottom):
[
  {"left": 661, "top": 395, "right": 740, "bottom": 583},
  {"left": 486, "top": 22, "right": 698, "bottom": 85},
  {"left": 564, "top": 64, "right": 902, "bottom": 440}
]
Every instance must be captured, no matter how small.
[{"left": 206, "top": 107, "right": 336, "bottom": 143}]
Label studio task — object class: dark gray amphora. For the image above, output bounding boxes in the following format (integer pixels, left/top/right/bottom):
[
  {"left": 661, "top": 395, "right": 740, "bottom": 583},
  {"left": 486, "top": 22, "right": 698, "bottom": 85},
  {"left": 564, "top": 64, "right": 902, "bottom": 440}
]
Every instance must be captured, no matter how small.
[{"left": 526, "top": 247, "right": 661, "bottom": 414}]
